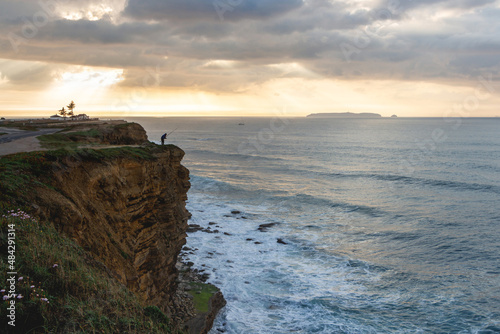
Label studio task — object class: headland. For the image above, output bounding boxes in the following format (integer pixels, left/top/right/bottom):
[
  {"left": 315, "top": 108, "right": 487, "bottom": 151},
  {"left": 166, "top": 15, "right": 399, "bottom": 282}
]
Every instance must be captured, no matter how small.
[{"left": 0, "top": 120, "right": 224, "bottom": 333}]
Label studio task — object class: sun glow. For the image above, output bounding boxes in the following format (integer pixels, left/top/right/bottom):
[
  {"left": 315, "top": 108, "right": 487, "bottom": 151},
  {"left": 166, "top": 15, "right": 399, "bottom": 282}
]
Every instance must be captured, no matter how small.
[
  {"left": 59, "top": 4, "right": 119, "bottom": 21},
  {"left": 58, "top": 67, "right": 124, "bottom": 87},
  {"left": 203, "top": 60, "right": 239, "bottom": 69}
]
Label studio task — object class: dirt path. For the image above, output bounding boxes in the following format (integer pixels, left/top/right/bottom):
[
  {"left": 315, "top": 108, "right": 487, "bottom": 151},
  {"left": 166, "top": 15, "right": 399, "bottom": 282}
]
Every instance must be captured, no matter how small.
[{"left": 0, "top": 128, "right": 59, "bottom": 156}]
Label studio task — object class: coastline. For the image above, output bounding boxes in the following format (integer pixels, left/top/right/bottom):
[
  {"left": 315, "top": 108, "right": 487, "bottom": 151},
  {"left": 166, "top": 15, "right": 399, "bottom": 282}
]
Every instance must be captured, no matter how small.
[{"left": 0, "top": 120, "right": 225, "bottom": 333}]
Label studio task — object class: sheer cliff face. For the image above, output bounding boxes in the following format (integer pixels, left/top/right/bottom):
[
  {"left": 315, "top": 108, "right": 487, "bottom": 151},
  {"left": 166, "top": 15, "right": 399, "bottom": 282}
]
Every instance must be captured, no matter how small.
[{"left": 30, "top": 146, "right": 190, "bottom": 314}]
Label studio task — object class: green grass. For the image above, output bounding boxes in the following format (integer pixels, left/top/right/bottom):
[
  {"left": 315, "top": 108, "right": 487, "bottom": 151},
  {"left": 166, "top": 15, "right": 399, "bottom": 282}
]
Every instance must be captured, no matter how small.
[
  {"left": 0, "top": 132, "right": 7, "bottom": 136},
  {"left": 0, "top": 209, "right": 176, "bottom": 333},
  {"left": 113, "top": 123, "right": 134, "bottom": 130},
  {"left": 38, "top": 129, "right": 104, "bottom": 149},
  {"left": 186, "top": 283, "right": 219, "bottom": 313}
]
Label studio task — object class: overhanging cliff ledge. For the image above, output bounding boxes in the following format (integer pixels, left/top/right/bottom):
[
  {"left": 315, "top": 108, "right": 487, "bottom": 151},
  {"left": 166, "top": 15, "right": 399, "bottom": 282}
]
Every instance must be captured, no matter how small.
[{"left": 0, "top": 121, "right": 224, "bottom": 333}]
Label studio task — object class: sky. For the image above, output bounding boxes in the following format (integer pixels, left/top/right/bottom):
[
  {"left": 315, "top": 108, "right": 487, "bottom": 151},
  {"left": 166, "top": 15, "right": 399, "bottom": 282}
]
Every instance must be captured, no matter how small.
[{"left": 0, "top": 0, "right": 499, "bottom": 117}]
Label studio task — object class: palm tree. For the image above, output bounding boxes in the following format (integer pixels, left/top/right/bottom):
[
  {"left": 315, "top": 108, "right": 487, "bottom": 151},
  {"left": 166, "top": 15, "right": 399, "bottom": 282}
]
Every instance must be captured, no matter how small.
[
  {"left": 67, "top": 101, "right": 76, "bottom": 117},
  {"left": 58, "top": 107, "right": 66, "bottom": 118}
]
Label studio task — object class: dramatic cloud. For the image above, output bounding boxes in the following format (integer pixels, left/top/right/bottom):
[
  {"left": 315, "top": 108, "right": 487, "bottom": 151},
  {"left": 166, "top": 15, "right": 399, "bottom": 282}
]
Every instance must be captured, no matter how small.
[{"left": 0, "top": 0, "right": 499, "bottom": 115}]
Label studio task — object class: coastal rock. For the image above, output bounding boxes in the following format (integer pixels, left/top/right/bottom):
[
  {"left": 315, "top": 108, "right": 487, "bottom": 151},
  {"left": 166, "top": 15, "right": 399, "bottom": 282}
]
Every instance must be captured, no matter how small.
[
  {"left": 277, "top": 238, "right": 288, "bottom": 245},
  {"left": 258, "top": 222, "right": 280, "bottom": 232},
  {"left": 185, "top": 291, "right": 226, "bottom": 334}
]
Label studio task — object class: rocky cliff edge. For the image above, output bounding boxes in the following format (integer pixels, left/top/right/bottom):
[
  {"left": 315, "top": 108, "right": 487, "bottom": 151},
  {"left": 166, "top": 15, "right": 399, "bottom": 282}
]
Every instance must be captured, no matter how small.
[{"left": 0, "top": 121, "right": 225, "bottom": 332}]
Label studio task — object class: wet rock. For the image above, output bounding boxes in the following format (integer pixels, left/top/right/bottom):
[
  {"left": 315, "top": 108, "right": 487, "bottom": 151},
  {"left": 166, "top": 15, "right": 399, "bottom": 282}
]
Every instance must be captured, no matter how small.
[
  {"left": 187, "top": 224, "right": 204, "bottom": 233},
  {"left": 277, "top": 238, "right": 288, "bottom": 245},
  {"left": 209, "top": 222, "right": 217, "bottom": 225},
  {"left": 223, "top": 232, "right": 232, "bottom": 236},
  {"left": 231, "top": 210, "right": 241, "bottom": 214},
  {"left": 258, "top": 222, "right": 279, "bottom": 232},
  {"left": 246, "top": 238, "right": 254, "bottom": 241},
  {"left": 254, "top": 241, "right": 262, "bottom": 245}
]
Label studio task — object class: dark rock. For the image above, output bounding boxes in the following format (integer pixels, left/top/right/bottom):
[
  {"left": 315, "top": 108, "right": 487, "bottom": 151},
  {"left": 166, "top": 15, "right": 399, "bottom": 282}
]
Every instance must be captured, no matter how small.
[
  {"left": 187, "top": 224, "right": 204, "bottom": 233},
  {"left": 258, "top": 222, "right": 279, "bottom": 232},
  {"left": 231, "top": 210, "right": 241, "bottom": 214},
  {"left": 209, "top": 222, "right": 217, "bottom": 225},
  {"left": 223, "top": 232, "right": 232, "bottom": 236},
  {"left": 254, "top": 241, "right": 262, "bottom": 245},
  {"left": 277, "top": 238, "right": 287, "bottom": 245}
]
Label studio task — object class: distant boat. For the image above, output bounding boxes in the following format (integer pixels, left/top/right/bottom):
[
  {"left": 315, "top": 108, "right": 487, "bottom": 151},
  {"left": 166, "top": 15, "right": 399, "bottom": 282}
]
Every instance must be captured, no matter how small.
[{"left": 238, "top": 123, "right": 245, "bottom": 125}]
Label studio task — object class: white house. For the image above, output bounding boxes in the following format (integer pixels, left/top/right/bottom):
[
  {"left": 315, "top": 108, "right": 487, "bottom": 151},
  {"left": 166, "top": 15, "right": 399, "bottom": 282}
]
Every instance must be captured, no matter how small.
[{"left": 50, "top": 114, "right": 64, "bottom": 121}]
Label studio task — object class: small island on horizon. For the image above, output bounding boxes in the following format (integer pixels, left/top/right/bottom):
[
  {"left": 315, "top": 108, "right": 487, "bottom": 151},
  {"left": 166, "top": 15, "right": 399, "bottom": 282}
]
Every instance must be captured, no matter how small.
[{"left": 306, "top": 112, "right": 382, "bottom": 118}]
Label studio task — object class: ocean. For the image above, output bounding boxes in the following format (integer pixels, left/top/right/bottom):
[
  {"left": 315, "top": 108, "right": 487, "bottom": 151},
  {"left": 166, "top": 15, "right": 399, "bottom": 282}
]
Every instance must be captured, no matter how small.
[{"left": 129, "top": 116, "right": 500, "bottom": 333}]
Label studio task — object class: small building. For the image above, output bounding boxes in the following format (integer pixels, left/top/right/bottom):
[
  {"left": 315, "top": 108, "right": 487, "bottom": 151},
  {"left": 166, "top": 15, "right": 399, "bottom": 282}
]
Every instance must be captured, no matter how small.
[
  {"left": 70, "top": 114, "right": 90, "bottom": 121},
  {"left": 50, "top": 114, "right": 64, "bottom": 121}
]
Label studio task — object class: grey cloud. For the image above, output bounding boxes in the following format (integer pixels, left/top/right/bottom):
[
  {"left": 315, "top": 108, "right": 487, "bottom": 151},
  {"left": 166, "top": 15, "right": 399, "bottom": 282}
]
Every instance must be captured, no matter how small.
[
  {"left": 124, "top": 0, "right": 304, "bottom": 22},
  {"left": 373, "top": 0, "right": 498, "bottom": 15},
  {"left": 0, "top": 0, "right": 499, "bottom": 93},
  {"left": 37, "top": 19, "right": 165, "bottom": 44},
  {"left": 0, "top": 59, "right": 61, "bottom": 88}
]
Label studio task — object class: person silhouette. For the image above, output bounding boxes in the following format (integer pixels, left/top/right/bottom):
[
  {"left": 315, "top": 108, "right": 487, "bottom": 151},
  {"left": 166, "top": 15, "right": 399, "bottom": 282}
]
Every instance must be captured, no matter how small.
[{"left": 161, "top": 133, "right": 167, "bottom": 145}]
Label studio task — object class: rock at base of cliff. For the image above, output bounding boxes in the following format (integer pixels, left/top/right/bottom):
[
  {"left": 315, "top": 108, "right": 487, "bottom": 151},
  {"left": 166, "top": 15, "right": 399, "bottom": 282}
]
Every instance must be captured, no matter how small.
[{"left": 184, "top": 291, "right": 226, "bottom": 334}]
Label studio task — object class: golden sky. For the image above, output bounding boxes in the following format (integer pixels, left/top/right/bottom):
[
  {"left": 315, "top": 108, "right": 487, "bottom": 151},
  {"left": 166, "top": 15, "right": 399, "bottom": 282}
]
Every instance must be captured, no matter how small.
[{"left": 0, "top": 0, "right": 499, "bottom": 117}]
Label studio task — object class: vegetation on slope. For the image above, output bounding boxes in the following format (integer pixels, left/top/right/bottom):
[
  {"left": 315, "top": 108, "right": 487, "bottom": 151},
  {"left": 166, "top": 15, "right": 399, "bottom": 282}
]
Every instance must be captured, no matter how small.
[
  {"left": 0, "top": 209, "right": 175, "bottom": 333},
  {"left": 0, "top": 146, "right": 182, "bottom": 333}
]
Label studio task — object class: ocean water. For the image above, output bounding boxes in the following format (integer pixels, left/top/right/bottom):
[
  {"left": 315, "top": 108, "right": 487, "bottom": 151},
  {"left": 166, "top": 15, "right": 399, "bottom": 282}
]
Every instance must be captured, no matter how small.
[{"left": 129, "top": 117, "right": 500, "bottom": 333}]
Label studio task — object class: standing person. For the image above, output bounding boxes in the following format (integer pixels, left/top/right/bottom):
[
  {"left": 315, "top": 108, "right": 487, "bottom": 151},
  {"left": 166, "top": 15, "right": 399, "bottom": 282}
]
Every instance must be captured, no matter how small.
[{"left": 161, "top": 133, "right": 167, "bottom": 145}]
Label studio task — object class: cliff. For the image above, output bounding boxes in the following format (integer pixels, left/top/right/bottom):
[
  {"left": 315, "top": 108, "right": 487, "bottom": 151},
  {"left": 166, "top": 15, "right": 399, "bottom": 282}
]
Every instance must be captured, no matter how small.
[
  {"left": 30, "top": 146, "right": 190, "bottom": 313},
  {"left": 0, "top": 122, "right": 224, "bottom": 333}
]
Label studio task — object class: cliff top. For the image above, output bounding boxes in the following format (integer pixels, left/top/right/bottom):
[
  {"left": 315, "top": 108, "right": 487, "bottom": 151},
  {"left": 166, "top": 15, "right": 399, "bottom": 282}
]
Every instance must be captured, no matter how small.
[{"left": 0, "top": 120, "right": 148, "bottom": 156}]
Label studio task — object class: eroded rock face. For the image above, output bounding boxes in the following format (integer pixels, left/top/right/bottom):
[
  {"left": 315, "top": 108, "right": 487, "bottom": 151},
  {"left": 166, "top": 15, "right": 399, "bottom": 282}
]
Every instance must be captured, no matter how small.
[{"left": 29, "top": 145, "right": 190, "bottom": 318}]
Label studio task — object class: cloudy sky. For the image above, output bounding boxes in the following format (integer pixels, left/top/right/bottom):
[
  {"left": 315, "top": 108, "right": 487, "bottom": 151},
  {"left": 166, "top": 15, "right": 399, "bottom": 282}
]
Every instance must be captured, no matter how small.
[{"left": 0, "top": 0, "right": 499, "bottom": 117}]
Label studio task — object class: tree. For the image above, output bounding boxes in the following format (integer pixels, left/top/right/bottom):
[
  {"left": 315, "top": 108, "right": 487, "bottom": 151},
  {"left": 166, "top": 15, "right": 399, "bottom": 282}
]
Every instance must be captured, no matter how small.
[
  {"left": 67, "top": 101, "right": 76, "bottom": 117},
  {"left": 58, "top": 107, "right": 66, "bottom": 118}
]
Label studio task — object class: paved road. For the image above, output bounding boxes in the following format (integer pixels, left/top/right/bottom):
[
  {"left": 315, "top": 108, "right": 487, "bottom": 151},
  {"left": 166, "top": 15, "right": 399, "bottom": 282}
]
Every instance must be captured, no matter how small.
[{"left": 0, "top": 128, "right": 59, "bottom": 144}]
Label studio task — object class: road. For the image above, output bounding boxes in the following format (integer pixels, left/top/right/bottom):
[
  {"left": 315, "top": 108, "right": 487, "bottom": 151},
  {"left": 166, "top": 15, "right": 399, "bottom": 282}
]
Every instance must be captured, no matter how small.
[
  {"left": 0, "top": 127, "right": 60, "bottom": 156},
  {"left": 0, "top": 128, "right": 59, "bottom": 144}
]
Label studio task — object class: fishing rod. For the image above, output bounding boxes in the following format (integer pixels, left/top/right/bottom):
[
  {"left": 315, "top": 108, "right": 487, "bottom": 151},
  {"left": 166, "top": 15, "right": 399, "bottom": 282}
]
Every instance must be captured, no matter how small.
[{"left": 166, "top": 126, "right": 179, "bottom": 137}]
